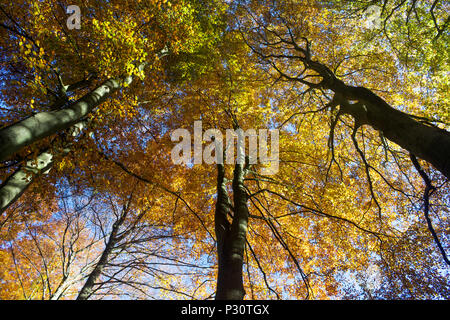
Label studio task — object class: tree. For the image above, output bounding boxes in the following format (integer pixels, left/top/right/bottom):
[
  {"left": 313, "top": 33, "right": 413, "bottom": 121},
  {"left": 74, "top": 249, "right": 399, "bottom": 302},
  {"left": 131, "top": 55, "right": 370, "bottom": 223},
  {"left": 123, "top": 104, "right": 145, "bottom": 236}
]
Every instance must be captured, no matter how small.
[
  {"left": 1, "top": 0, "right": 449, "bottom": 301},
  {"left": 0, "top": 0, "right": 226, "bottom": 211},
  {"left": 237, "top": 0, "right": 450, "bottom": 179}
]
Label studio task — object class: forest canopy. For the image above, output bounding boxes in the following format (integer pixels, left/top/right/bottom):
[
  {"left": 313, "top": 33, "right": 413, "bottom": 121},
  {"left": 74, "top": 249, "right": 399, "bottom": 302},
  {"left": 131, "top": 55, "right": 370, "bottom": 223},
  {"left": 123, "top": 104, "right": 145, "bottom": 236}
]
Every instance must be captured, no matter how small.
[{"left": 0, "top": 0, "right": 449, "bottom": 300}]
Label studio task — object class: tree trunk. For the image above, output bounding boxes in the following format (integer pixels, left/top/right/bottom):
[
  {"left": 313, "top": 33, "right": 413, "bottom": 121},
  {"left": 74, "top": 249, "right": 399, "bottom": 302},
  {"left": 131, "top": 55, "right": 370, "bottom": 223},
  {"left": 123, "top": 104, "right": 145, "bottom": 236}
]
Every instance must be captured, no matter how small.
[
  {"left": 0, "top": 73, "right": 135, "bottom": 162},
  {"left": 0, "top": 121, "right": 85, "bottom": 216},
  {"left": 0, "top": 150, "right": 54, "bottom": 216},
  {"left": 76, "top": 244, "right": 114, "bottom": 300},
  {"left": 215, "top": 148, "right": 249, "bottom": 300},
  {"left": 76, "top": 223, "right": 119, "bottom": 300},
  {"left": 77, "top": 189, "right": 134, "bottom": 300},
  {"left": 314, "top": 61, "right": 450, "bottom": 179}
]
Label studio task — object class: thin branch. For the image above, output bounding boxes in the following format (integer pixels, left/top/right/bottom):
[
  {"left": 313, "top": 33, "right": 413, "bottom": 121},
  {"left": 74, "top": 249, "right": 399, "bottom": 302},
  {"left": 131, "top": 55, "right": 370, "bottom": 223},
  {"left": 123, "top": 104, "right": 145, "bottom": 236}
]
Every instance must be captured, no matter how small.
[{"left": 410, "top": 154, "right": 450, "bottom": 266}]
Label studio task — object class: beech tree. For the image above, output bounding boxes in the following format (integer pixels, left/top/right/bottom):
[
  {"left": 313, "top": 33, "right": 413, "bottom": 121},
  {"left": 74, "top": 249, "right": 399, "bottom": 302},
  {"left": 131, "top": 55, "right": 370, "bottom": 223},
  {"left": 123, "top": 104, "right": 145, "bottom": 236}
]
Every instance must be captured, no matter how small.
[
  {"left": 1, "top": 0, "right": 449, "bottom": 300},
  {"left": 0, "top": 0, "right": 226, "bottom": 213}
]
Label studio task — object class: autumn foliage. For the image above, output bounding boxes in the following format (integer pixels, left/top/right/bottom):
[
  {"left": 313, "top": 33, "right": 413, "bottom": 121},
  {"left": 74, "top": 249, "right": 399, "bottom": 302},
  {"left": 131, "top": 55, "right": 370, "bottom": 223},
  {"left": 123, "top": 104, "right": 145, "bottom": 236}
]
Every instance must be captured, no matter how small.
[{"left": 0, "top": 0, "right": 449, "bottom": 300}]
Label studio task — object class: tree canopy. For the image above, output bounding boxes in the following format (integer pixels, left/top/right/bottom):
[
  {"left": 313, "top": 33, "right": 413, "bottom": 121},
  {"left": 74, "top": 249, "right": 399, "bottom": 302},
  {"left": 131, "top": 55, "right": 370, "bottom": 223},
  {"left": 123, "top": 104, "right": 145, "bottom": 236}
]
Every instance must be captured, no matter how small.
[{"left": 0, "top": 0, "right": 449, "bottom": 300}]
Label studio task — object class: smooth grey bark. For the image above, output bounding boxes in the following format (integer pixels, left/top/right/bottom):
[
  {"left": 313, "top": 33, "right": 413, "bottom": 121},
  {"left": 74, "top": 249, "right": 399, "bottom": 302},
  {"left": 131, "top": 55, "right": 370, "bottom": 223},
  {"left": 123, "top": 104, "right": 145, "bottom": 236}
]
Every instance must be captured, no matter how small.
[
  {"left": 49, "top": 267, "right": 86, "bottom": 300},
  {"left": 256, "top": 38, "right": 450, "bottom": 178},
  {"left": 0, "top": 73, "right": 135, "bottom": 162},
  {"left": 50, "top": 276, "right": 82, "bottom": 300},
  {"left": 76, "top": 239, "right": 114, "bottom": 300},
  {"left": 76, "top": 216, "right": 123, "bottom": 300},
  {"left": 309, "top": 60, "right": 450, "bottom": 179},
  {"left": 0, "top": 121, "right": 85, "bottom": 216},
  {"left": 0, "top": 68, "right": 139, "bottom": 216},
  {"left": 0, "top": 150, "right": 54, "bottom": 216},
  {"left": 215, "top": 144, "right": 250, "bottom": 300}
]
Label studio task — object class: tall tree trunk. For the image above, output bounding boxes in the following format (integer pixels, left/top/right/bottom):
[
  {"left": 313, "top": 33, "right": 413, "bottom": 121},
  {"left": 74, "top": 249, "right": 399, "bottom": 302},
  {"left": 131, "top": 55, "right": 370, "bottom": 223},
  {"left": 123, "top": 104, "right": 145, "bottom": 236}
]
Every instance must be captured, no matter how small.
[
  {"left": 263, "top": 43, "right": 450, "bottom": 178},
  {"left": 215, "top": 163, "right": 236, "bottom": 299},
  {"left": 77, "top": 190, "right": 134, "bottom": 300},
  {"left": 0, "top": 121, "right": 85, "bottom": 216},
  {"left": 76, "top": 242, "right": 114, "bottom": 300},
  {"left": 0, "top": 150, "right": 54, "bottom": 216},
  {"left": 76, "top": 220, "right": 120, "bottom": 300},
  {"left": 0, "top": 68, "right": 141, "bottom": 162},
  {"left": 215, "top": 146, "right": 250, "bottom": 300},
  {"left": 313, "top": 61, "right": 450, "bottom": 179}
]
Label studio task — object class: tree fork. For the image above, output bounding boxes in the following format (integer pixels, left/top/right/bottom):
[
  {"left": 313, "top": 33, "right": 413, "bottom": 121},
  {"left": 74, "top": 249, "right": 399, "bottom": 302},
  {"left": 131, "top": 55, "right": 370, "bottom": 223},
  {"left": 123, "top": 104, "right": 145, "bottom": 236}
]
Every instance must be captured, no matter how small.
[{"left": 215, "top": 153, "right": 250, "bottom": 300}]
